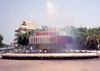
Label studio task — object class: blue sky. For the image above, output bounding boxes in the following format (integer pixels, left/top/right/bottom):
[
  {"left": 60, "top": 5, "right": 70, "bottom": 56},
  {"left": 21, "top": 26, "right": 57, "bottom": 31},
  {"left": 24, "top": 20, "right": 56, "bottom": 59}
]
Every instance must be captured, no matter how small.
[{"left": 0, "top": 0, "right": 100, "bottom": 44}]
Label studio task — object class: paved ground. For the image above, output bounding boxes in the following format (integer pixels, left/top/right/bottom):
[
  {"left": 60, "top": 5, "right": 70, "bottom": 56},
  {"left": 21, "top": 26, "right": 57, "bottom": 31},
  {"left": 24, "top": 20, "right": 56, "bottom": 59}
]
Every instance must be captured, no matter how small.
[{"left": 0, "top": 54, "right": 100, "bottom": 71}]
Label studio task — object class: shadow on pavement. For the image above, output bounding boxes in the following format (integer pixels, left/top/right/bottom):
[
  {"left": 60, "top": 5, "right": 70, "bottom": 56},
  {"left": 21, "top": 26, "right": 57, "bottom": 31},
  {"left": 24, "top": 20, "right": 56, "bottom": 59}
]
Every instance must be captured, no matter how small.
[{"left": 1, "top": 56, "right": 99, "bottom": 60}]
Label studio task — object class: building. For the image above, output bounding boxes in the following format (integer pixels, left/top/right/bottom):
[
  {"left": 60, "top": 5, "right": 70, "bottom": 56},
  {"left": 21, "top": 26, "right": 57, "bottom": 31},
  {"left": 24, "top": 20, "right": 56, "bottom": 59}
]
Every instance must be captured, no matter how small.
[{"left": 14, "top": 21, "right": 37, "bottom": 48}]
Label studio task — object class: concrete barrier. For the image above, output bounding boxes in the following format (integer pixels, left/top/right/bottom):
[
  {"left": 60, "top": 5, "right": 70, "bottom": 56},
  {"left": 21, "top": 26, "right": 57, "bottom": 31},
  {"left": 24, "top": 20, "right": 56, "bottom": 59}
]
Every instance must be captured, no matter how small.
[{"left": 1, "top": 53, "right": 99, "bottom": 59}]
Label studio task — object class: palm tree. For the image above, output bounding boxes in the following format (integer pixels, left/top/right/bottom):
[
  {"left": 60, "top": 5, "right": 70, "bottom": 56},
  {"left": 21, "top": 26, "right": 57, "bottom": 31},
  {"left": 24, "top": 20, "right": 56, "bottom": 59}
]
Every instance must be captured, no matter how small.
[{"left": 81, "top": 27, "right": 100, "bottom": 49}]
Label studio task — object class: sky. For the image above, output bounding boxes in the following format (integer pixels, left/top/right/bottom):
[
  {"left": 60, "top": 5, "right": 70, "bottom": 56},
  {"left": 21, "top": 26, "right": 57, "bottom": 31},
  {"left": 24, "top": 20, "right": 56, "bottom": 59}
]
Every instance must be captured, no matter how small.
[{"left": 0, "top": 0, "right": 100, "bottom": 45}]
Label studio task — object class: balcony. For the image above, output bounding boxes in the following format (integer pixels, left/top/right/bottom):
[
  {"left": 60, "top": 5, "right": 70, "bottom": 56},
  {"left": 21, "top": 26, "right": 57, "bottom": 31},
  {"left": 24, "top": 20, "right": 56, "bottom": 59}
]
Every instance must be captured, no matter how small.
[
  {"left": 15, "top": 28, "right": 20, "bottom": 32},
  {"left": 20, "top": 25, "right": 27, "bottom": 29},
  {"left": 14, "top": 38, "right": 19, "bottom": 41},
  {"left": 15, "top": 32, "right": 19, "bottom": 36},
  {"left": 15, "top": 31, "right": 26, "bottom": 36}
]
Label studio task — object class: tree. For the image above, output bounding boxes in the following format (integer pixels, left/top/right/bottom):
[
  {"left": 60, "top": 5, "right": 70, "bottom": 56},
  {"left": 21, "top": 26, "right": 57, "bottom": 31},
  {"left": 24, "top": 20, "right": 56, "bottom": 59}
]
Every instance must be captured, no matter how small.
[
  {"left": 0, "top": 34, "right": 3, "bottom": 47},
  {"left": 28, "top": 29, "right": 36, "bottom": 36},
  {"left": 63, "top": 26, "right": 75, "bottom": 35},
  {"left": 18, "top": 33, "right": 31, "bottom": 46},
  {"left": 28, "top": 28, "right": 42, "bottom": 36},
  {"left": 70, "top": 27, "right": 87, "bottom": 49},
  {"left": 36, "top": 28, "right": 42, "bottom": 32},
  {"left": 81, "top": 27, "right": 100, "bottom": 49},
  {"left": 18, "top": 27, "right": 43, "bottom": 46}
]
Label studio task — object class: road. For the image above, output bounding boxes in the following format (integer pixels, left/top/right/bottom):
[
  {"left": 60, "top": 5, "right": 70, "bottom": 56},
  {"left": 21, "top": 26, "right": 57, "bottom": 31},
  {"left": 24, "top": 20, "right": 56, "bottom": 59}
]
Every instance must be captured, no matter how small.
[{"left": 0, "top": 54, "right": 100, "bottom": 71}]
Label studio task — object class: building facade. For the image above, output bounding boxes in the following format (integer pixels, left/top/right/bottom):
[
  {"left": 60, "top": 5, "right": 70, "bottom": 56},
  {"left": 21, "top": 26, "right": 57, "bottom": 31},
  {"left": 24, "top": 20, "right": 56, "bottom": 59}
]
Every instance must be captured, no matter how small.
[{"left": 13, "top": 21, "right": 37, "bottom": 48}]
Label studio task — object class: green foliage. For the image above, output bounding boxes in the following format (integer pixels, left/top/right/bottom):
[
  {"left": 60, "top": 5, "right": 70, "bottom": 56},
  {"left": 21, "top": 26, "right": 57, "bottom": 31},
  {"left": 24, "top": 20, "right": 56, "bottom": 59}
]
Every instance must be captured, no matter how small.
[
  {"left": 63, "top": 26, "right": 87, "bottom": 39},
  {"left": 63, "top": 26, "right": 75, "bottom": 35},
  {"left": 73, "top": 27, "right": 87, "bottom": 38},
  {"left": 0, "top": 43, "right": 3, "bottom": 47},
  {"left": 36, "top": 28, "right": 42, "bottom": 32},
  {"left": 28, "top": 28, "right": 42, "bottom": 36},
  {"left": 81, "top": 27, "right": 100, "bottom": 49},
  {"left": 18, "top": 28, "right": 42, "bottom": 46},
  {"left": 0, "top": 34, "right": 3, "bottom": 47},
  {"left": 28, "top": 29, "right": 36, "bottom": 36},
  {"left": 0, "top": 34, "right": 3, "bottom": 43},
  {"left": 18, "top": 33, "right": 31, "bottom": 46}
]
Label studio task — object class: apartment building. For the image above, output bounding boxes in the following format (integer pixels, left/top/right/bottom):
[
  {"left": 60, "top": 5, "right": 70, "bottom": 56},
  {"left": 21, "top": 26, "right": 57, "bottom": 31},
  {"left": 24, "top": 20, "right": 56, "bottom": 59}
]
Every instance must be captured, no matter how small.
[{"left": 14, "top": 21, "right": 37, "bottom": 47}]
